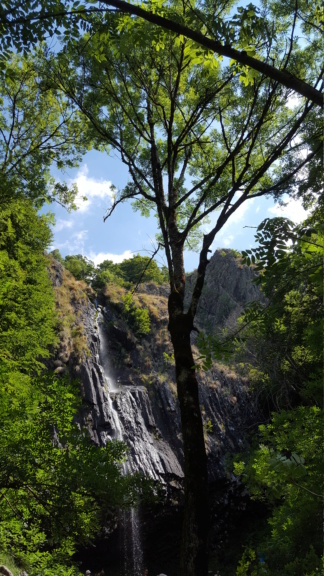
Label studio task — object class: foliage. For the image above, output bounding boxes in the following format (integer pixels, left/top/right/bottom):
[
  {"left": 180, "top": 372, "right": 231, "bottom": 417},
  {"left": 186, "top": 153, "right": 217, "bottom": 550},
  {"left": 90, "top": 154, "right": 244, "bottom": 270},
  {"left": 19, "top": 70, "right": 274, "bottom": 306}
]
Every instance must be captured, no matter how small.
[
  {"left": 117, "top": 254, "right": 168, "bottom": 285},
  {"left": 232, "top": 212, "right": 323, "bottom": 575},
  {"left": 61, "top": 253, "right": 168, "bottom": 291},
  {"left": 49, "top": 248, "right": 64, "bottom": 264},
  {"left": 0, "top": 53, "right": 85, "bottom": 209},
  {"left": 0, "top": 198, "right": 57, "bottom": 374},
  {"left": 46, "top": 1, "right": 320, "bottom": 298},
  {"left": 122, "top": 292, "right": 151, "bottom": 336},
  {"left": 63, "top": 254, "right": 96, "bottom": 283},
  {"left": 1, "top": 2, "right": 321, "bottom": 573},
  {"left": 234, "top": 407, "right": 323, "bottom": 575},
  {"left": 162, "top": 351, "right": 174, "bottom": 368},
  {"left": 0, "top": 198, "right": 145, "bottom": 574},
  {"left": 236, "top": 548, "right": 268, "bottom": 576},
  {"left": 91, "top": 259, "right": 123, "bottom": 291},
  {"left": 42, "top": 6, "right": 321, "bottom": 573},
  {"left": 238, "top": 216, "right": 323, "bottom": 409},
  {"left": 0, "top": 373, "right": 129, "bottom": 575},
  {"left": 0, "top": 552, "right": 22, "bottom": 576},
  {"left": 0, "top": 1, "right": 93, "bottom": 56},
  {"left": 1, "top": 1, "right": 322, "bottom": 105}
]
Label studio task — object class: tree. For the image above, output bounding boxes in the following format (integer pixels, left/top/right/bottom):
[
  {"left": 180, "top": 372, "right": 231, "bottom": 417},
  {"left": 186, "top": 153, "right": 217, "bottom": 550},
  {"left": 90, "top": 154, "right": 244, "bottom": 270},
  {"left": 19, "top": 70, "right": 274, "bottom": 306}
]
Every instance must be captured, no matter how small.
[
  {"left": 99, "top": 0, "right": 323, "bottom": 107},
  {"left": 1, "top": 0, "right": 323, "bottom": 106},
  {"left": 42, "top": 5, "right": 321, "bottom": 573},
  {"left": 231, "top": 215, "right": 323, "bottom": 575},
  {"left": 0, "top": 373, "right": 131, "bottom": 575},
  {"left": 0, "top": 198, "right": 143, "bottom": 574},
  {"left": 49, "top": 248, "right": 64, "bottom": 263},
  {"left": 117, "top": 254, "right": 168, "bottom": 285},
  {"left": 63, "top": 254, "right": 96, "bottom": 282},
  {"left": 0, "top": 198, "right": 57, "bottom": 374},
  {"left": 239, "top": 216, "right": 323, "bottom": 410},
  {"left": 0, "top": 52, "right": 86, "bottom": 209}
]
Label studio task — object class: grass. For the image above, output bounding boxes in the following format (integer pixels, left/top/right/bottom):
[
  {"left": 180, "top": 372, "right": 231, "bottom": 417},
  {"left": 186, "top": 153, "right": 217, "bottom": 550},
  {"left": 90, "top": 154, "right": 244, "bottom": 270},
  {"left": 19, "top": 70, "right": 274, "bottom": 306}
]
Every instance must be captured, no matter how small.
[
  {"left": 0, "top": 552, "right": 22, "bottom": 576},
  {"left": 48, "top": 259, "right": 91, "bottom": 363}
]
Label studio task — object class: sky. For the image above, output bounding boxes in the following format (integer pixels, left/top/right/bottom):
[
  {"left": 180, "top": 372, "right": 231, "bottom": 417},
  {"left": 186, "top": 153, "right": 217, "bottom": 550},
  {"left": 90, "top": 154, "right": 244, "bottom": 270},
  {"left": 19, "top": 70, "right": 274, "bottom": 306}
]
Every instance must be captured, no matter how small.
[{"left": 47, "top": 149, "right": 309, "bottom": 273}]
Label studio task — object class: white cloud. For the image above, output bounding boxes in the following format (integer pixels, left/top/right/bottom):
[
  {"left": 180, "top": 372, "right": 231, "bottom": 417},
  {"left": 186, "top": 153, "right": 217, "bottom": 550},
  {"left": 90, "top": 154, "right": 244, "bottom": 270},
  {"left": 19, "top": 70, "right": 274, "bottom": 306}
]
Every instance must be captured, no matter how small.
[
  {"left": 54, "top": 219, "right": 74, "bottom": 233},
  {"left": 52, "top": 229, "right": 89, "bottom": 255},
  {"left": 223, "top": 234, "right": 234, "bottom": 247},
  {"left": 72, "top": 164, "right": 115, "bottom": 212},
  {"left": 268, "top": 197, "right": 309, "bottom": 224},
  {"left": 88, "top": 250, "right": 133, "bottom": 266},
  {"left": 216, "top": 193, "right": 255, "bottom": 238},
  {"left": 74, "top": 230, "right": 88, "bottom": 242},
  {"left": 229, "top": 195, "right": 254, "bottom": 224}
]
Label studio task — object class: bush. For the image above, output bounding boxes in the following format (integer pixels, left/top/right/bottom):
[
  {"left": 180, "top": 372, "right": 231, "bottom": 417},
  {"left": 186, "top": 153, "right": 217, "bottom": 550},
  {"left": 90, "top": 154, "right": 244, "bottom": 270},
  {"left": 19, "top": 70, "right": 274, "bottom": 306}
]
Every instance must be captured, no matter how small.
[{"left": 122, "top": 292, "right": 150, "bottom": 336}]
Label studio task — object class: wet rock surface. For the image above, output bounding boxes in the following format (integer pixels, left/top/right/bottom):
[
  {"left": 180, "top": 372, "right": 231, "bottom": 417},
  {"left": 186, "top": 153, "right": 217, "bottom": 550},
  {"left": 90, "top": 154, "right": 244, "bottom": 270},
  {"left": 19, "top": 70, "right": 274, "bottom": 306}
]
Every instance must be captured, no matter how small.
[
  {"left": 76, "top": 250, "right": 263, "bottom": 487},
  {"left": 51, "top": 250, "right": 265, "bottom": 576},
  {"left": 80, "top": 305, "right": 184, "bottom": 483}
]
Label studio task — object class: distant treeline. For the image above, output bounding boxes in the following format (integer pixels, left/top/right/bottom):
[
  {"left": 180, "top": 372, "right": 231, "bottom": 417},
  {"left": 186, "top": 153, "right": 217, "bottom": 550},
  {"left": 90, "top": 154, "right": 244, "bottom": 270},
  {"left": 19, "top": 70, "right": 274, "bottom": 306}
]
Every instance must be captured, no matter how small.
[{"left": 50, "top": 250, "right": 169, "bottom": 289}]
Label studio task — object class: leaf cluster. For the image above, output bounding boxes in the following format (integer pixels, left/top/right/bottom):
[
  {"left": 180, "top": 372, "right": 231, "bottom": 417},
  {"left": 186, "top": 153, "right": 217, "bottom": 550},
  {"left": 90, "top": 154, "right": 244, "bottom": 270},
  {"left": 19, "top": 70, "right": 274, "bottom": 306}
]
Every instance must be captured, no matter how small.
[
  {"left": 121, "top": 291, "right": 151, "bottom": 336},
  {"left": 231, "top": 211, "right": 323, "bottom": 575},
  {"left": 45, "top": 0, "right": 320, "bottom": 297},
  {"left": 0, "top": 52, "right": 86, "bottom": 209},
  {"left": 0, "top": 198, "right": 57, "bottom": 373},
  {"left": 54, "top": 251, "right": 169, "bottom": 290},
  {"left": 233, "top": 406, "right": 323, "bottom": 575}
]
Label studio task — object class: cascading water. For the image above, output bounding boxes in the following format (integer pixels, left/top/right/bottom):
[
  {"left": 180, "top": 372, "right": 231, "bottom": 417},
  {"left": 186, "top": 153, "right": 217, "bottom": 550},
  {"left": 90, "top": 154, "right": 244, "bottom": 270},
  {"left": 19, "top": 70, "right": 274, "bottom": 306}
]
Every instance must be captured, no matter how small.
[
  {"left": 120, "top": 507, "right": 143, "bottom": 576},
  {"left": 97, "top": 310, "right": 144, "bottom": 576}
]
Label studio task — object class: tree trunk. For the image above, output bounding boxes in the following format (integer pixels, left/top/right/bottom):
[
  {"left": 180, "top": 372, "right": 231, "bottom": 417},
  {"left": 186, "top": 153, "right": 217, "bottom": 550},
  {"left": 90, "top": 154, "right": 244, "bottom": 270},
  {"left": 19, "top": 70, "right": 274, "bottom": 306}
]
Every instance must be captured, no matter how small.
[{"left": 168, "top": 291, "right": 210, "bottom": 576}]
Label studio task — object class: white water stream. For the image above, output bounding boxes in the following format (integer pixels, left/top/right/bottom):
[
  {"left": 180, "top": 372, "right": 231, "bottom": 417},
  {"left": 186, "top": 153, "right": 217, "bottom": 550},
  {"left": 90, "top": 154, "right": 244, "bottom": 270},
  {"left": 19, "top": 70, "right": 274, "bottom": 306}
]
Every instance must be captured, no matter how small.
[{"left": 98, "top": 311, "right": 144, "bottom": 576}]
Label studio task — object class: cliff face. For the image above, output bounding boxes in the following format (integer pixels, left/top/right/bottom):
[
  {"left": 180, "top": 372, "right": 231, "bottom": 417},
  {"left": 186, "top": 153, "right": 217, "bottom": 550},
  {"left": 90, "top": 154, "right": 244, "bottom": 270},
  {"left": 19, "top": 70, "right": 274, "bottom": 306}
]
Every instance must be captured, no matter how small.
[
  {"left": 48, "top": 250, "right": 264, "bottom": 487},
  {"left": 48, "top": 250, "right": 265, "bottom": 574},
  {"left": 186, "top": 249, "right": 266, "bottom": 333},
  {"left": 62, "top": 249, "right": 264, "bottom": 488}
]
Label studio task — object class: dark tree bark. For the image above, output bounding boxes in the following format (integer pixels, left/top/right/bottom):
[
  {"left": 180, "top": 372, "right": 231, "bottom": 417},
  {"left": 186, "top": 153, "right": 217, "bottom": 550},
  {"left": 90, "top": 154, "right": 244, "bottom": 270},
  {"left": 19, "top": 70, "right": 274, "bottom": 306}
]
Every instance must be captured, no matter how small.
[{"left": 168, "top": 291, "right": 210, "bottom": 576}]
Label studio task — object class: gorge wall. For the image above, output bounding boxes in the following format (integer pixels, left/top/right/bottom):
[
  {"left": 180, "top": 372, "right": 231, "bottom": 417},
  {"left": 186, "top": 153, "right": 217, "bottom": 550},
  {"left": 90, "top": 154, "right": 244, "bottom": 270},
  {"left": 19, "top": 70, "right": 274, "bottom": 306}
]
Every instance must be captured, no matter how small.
[
  {"left": 48, "top": 249, "right": 265, "bottom": 574},
  {"left": 73, "top": 249, "right": 265, "bottom": 486}
]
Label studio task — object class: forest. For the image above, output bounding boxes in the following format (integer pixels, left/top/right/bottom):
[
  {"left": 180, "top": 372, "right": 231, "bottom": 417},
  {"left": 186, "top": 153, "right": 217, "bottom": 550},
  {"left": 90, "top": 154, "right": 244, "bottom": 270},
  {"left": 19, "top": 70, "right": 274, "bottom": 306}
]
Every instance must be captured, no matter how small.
[{"left": 0, "top": 1, "right": 323, "bottom": 575}]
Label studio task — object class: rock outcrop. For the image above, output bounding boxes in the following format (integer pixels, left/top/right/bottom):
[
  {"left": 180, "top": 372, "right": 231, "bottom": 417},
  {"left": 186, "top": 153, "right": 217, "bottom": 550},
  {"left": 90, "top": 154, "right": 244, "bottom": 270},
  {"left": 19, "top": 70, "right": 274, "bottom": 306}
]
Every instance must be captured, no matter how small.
[
  {"left": 74, "top": 249, "right": 264, "bottom": 487},
  {"left": 79, "top": 304, "right": 185, "bottom": 483},
  {"left": 186, "top": 249, "right": 266, "bottom": 333},
  {"left": 48, "top": 249, "right": 266, "bottom": 575}
]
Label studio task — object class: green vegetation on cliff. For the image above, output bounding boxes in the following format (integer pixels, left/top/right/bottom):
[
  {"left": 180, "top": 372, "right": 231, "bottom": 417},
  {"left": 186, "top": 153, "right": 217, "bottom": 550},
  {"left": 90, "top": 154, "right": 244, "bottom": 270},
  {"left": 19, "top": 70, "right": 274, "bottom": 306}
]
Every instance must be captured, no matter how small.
[{"left": 52, "top": 251, "right": 169, "bottom": 289}]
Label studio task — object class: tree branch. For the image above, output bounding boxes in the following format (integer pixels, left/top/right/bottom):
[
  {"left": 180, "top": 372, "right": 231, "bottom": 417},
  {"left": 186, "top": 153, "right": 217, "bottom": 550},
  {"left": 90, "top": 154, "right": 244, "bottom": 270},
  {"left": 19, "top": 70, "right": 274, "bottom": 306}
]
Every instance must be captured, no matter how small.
[{"left": 98, "top": 0, "right": 323, "bottom": 107}]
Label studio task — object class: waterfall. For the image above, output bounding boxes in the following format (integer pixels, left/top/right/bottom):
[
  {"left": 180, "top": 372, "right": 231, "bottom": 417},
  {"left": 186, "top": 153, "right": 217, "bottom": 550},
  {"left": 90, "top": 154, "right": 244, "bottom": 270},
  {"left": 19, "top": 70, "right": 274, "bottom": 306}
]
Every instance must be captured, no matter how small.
[
  {"left": 97, "top": 310, "right": 144, "bottom": 576},
  {"left": 120, "top": 507, "right": 143, "bottom": 576}
]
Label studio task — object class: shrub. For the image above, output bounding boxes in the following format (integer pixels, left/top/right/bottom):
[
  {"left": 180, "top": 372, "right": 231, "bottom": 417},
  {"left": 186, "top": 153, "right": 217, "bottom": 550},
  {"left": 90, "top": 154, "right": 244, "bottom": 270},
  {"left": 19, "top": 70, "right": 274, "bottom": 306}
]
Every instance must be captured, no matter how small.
[{"left": 122, "top": 292, "right": 150, "bottom": 336}]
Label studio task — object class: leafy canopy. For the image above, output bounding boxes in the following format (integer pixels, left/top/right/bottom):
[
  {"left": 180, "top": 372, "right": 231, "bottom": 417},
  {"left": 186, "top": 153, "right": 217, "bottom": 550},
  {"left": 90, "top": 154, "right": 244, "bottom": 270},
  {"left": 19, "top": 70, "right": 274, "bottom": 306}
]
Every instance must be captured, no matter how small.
[
  {"left": 45, "top": 0, "right": 320, "bottom": 295},
  {"left": 0, "top": 52, "right": 88, "bottom": 209},
  {"left": 54, "top": 251, "right": 169, "bottom": 289},
  {"left": 0, "top": 198, "right": 57, "bottom": 374},
  {"left": 0, "top": 0, "right": 322, "bottom": 105}
]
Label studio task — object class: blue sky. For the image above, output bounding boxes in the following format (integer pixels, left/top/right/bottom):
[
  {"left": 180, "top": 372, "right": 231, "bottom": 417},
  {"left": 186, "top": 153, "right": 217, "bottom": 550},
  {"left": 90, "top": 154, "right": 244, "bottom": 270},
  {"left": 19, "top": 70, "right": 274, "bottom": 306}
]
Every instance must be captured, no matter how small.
[{"left": 48, "top": 149, "right": 309, "bottom": 273}]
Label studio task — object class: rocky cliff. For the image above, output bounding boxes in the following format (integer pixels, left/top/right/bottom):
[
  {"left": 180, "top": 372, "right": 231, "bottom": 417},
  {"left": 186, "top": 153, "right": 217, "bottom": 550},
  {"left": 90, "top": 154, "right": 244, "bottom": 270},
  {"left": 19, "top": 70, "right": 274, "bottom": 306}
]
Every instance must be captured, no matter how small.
[
  {"left": 48, "top": 249, "right": 266, "bottom": 574},
  {"left": 48, "top": 249, "right": 264, "bottom": 487},
  {"left": 186, "top": 248, "right": 266, "bottom": 333}
]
